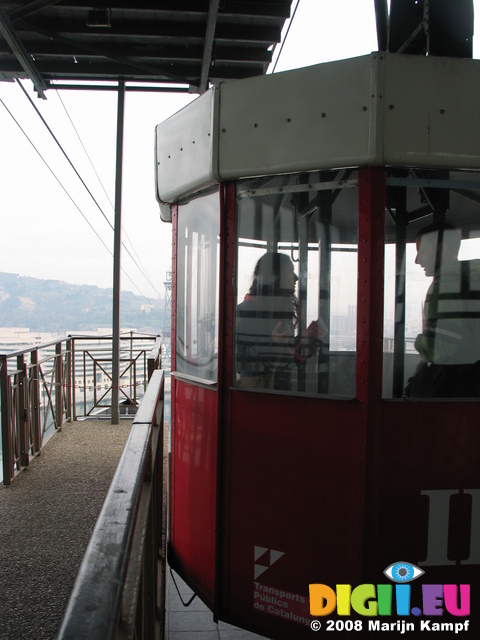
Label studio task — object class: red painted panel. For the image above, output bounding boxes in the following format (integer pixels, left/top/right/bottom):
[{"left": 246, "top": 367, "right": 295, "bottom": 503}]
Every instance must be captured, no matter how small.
[
  {"left": 371, "top": 401, "right": 480, "bottom": 584},
  {"left": 220, "top": 391, "right": 367, "bottom": 638},
  {"left": 216, "top": 172, "right": 381, "bottom": 637},
  {"left": 169, "top": 379, "right": 218, "bottom": 607}
]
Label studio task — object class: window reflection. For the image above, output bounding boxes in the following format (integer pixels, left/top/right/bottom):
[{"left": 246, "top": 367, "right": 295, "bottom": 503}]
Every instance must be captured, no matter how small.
[
  {"left": 176, "top": 190, "right": 219, "bottom": 382},
  {"left": 383, "top": 170, "right": 480, "bottom": 399},
  {"left": 234, "top": 171, "right": 358, "bottom": 397}
]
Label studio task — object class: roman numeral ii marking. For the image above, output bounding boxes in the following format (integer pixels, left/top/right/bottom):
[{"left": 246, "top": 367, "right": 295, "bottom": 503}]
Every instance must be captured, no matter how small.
[{"left": 420, "top": 489, "right": 480, "bottom": 566}]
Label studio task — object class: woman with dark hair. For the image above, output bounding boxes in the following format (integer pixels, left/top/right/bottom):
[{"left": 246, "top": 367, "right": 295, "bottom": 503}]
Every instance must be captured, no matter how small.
[
  {"left": 236, "top": 252, "right": 298, "bottom": 390},
  {"left": 236, "top": 252, "right": 323, "bottom": 390}
]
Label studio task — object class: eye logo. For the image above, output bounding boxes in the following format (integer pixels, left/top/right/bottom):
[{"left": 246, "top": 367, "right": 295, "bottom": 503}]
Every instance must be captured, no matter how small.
[
  {"left": 383, "top": 561, "right": 424, "bottom": 583},
  {"left": 310, "top": 561, "right": 470, "bottom": 620}
]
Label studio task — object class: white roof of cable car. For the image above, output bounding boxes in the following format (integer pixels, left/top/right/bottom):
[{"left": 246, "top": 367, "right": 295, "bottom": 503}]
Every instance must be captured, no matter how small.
[{"left": 155, "top": 52, "right": 480, "bottom": 207}]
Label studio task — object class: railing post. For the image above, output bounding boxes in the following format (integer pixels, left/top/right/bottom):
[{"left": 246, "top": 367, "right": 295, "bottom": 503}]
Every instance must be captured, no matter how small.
[
  {"left": 147, "top": 336, "right": 162, "bottom": 381},
  {"left": 66, "top": 339, "right": 72, "bottom": 422},
  {"left": 71, "top": 337, "right": 77, "bottom": 421},
  {"left": 143, "top": 475, "right": 158, "bottom": 640},
  {"left": 1, "top": 355, "right": 13, "bottom": 485},
  {"left": 55, "top": 342, "right": 63, "bottom": 430},
  {"left": 30, "top": 349, "right": 41, "bottom": 454},
  {"left": 93, "top": 359, "right": 98, "bottom": 410},
  {"left": 130, "top": 330, "right": 134, "bottom": 401},
  {"left": 17, "top": 354, "right": 29, "bottom": 469},
  {"left": 133, "top": 359, "right": 137, "bottom": 406},
  {"left": 83, "top": 350, "right": 87, "bottom": 418},
  {"left": 147, "top": 356, "right": 155, "bottom": 382}
]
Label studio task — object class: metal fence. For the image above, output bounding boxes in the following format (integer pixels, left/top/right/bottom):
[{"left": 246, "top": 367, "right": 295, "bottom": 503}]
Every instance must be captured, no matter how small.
[
  {"left": 56, "top": 369, "right": 166, "bottom": 640},
  {"left": 1, "top": 332, "right": 161, "bottom": 485}
]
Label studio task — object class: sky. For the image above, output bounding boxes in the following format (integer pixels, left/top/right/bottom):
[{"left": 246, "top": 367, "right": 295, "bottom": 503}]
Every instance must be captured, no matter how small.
[{"left": 0, "top": 0, "right": 478, "bottom": 303}]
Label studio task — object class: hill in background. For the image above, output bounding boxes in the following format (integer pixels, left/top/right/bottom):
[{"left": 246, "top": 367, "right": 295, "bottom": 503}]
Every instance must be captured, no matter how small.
[{"left": 0, "top": 272, "right": 166, "bottom": 334}]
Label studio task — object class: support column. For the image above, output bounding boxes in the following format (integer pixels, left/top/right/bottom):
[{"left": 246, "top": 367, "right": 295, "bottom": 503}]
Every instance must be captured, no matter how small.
[{"left": 112, "top": 81, "right": 125, "bottom": 424}]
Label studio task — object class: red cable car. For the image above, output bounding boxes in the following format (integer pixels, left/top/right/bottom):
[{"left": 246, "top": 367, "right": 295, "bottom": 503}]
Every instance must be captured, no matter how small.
[{"left": 156, "top": 52, "right": 480, "bottom": 638}]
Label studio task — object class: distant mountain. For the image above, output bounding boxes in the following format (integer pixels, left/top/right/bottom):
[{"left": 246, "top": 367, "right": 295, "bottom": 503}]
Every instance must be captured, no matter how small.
[{"left": 0, "top": 272, "right": 166, "bottom": 334}]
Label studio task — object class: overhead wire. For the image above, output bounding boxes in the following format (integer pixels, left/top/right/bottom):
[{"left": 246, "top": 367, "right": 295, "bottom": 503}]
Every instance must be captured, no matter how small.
[
  {"left": 17, "top": 79, "right": 159, "bottom": 298},
  {"left": 55, "top": 89, "right": 116, "bottom": 211},
  {"left": 0, "top": 94, "right": 154, "bottom": 305},
  {"left": 54, "top": 89, "right": 157, "bottom": 292},
  {"left": 15, "top": 80, "right": 161, "bottom": 298},
  {"left": 0, "top": 97, "right": 112, "bottom": 258},
  {"left": 9, "top": 0, "right": 301, "bottom": 298},
  {"left": 270, "top": 0, "right": 302, "bottom": 73},
  {"left": 4, "top": 0, "right": 303, "bottom": 299}
]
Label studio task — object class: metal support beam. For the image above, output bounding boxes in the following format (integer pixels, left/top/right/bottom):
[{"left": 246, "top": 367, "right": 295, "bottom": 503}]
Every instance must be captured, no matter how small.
[
  {"left": 374, "top": 0, "right": 389, "bottom": 51},
  {"left": 112, "top": 81, "right": 125, "bottom": 425},
  {"left": 8, "top": 1, "right": 62, "bottom": 22},
  {"left": 199, "top": 0, "right": 220, "bottom": 93},
  {"left": 18, "top": 21, "right": 192, "bottom": 86},
  {"left": 0, "top": 6, "right": 47, "bottom": 98}
]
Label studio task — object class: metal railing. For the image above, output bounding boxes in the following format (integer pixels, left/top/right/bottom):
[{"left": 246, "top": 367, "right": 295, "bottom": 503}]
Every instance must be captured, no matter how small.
[
  {"left": 71, "top": 334, "right": 162, "bottom": 419},
  {"left": 1, "top": 333, "right": 162, "bottom": 485},
  {"left": 56, "top": 369, "right": 166, "bottom": 640}
]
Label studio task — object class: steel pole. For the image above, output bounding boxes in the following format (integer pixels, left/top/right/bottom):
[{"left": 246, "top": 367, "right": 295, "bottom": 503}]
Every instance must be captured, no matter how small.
[{"left": 112, "top": 81, "right": 125, "bottom": 424}]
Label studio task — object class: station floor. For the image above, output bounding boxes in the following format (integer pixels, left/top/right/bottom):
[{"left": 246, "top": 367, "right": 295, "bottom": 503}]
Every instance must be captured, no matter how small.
[
  {"left": 166, "top": 570, "right": 269, "bottom": 640},
  {"left": 0, "top": 418, "right": 269, "bottom": 640},
  {"left": 0, "top": 419, "right": 133, "bottom": 640}
]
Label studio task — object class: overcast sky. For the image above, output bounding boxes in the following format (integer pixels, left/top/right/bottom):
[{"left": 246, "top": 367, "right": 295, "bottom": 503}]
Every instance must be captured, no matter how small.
[{"left": 0, "top": 0, "right": 477, "bottom": 302}]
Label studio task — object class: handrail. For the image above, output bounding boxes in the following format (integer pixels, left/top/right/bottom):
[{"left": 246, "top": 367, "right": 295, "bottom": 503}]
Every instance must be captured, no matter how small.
[
  {"left": 1, "top": 333, "right": 162, "bottom": 484},
  {"left": 0, "top": 340, "right": 72, "bottom": 484},
  {"left": 71, "top": 333, "right": 161, "bottom": 419},
  {"left": 56, "top": 369, "right": 166, "bottom": 640},
  {"left": 147, "top": 337, "right": 163, "bottom": 381}
]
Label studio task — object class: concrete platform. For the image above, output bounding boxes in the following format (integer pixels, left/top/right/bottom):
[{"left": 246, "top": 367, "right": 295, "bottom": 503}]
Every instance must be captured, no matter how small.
[
  {"left": 0, "top": 419, "right": 132, "bottom": 640},
  {"left": 0, "top": 418, "right": 270, "bottom": 639}
]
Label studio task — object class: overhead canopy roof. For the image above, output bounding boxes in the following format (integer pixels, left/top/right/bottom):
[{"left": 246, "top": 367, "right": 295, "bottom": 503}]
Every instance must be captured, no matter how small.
[{"left": 0, "top": 1, "right": 293, "bottom": 98}]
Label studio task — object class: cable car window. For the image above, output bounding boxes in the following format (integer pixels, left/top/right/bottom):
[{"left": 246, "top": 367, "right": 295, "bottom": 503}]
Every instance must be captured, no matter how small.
[
  {"left": 383, "top": 169, "right": 480, "bottom": 399},
  {"left": 234, "top": 171, "right": 358, "bottom": 397},
  {"left": 176, "top": 190, "right": 219, "bottom": 383}
]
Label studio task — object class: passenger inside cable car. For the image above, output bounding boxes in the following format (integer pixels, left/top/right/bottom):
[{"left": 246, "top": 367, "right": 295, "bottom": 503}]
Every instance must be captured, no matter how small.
[
  {"left": 236, "top": 252, "right": 300, "bottom": 390},
  {"left": 227, "top": 168, "right": 480, "bottom": 401},
  {"left": 404, "top": 222, "right": 480, "bottom": 398},
  {"left": 233, "top": 170, "right": 359, "bottom": 398},
  {"left": 384, "top": 168, "right": 480, "bottom": 399},
  {"left": 236, "top": 251, "right": 325, "bottom": 390}
]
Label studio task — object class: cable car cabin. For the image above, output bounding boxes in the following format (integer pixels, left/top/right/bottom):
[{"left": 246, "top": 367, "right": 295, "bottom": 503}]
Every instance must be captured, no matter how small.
[{"left": 155, "top": 53, "right": 480, "bottom": 638}]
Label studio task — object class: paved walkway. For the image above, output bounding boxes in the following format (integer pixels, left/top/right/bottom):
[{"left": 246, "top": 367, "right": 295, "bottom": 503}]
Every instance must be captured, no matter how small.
[
  {"left": 0, "top": 419, "right": 269, "bottom": 640},
  {"left": 0, "top": 419, "right": 132, "bottom": 640}
]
